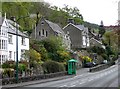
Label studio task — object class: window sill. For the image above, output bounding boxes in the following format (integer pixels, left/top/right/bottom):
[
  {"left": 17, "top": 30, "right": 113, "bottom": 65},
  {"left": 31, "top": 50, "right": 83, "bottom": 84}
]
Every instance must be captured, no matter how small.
[
  {"left": 21, "top": 44, "right": 26, "bottom": 46},
  {"left": 9, "top": 43, "right": 13, "bottom": 44}
]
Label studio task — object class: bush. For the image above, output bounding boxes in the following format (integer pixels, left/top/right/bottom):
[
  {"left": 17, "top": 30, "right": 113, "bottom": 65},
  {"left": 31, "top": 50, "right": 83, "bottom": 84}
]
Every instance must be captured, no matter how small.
[
  {"left": 82, "top": 56, "right": 92, "bottom": 64},
  {"left": 2, "top": 63, "right": 10, "bottom": 68},
  {"left": 2, "top": 68, "right": 14, "bottom": 78},
  {"left": 58, "top": 63, "right": 65, "bottom": 72},
  {"left": 101, "top": 54, "right": 109, "bottom": 60},
  {"left": 18, "top": 63, "right": 27, "bottom": 72},
  {"left": 42, "top": 60, "right": 65, "bottom": 74},
  {"left": 2, "top": 61, "right": 15, "bottom": 69}
]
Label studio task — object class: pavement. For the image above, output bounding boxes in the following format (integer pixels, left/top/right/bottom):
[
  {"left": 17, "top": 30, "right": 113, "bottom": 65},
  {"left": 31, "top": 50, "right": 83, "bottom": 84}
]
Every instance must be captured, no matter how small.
[
  {"left": 2, "top": 68, "right": 89, "bottom": 89},
  {"left": 2, "top": 73, "right": 75, "bottom": 88}
]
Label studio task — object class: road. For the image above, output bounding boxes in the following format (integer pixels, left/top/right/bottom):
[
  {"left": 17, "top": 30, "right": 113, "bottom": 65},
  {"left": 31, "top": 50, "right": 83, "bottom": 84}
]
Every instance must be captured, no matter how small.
[{"left": 14, "top": 64, "right": 119, "bottom": 88}]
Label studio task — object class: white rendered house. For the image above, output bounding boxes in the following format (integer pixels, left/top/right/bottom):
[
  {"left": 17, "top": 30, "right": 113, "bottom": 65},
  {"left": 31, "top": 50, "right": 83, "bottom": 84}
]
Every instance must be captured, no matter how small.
[{"left": 0, "top": 15, "right": 29, "bottom": 64}]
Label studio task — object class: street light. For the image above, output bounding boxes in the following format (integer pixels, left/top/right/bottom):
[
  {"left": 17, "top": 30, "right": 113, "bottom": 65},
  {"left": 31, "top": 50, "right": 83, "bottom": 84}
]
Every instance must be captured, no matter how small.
[{"left": 12, "top": 15, "right": 29, "bottom": 83}]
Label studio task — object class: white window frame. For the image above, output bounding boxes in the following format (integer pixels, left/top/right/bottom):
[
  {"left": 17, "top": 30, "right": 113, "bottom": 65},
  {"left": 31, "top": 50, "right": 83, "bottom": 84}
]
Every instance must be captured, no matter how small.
[
  {"left": 21, "top": 37, "right": 26, "bottom": 46},
  {"left": 9, "top": 51, "right": 12, "bottom": 59},
  {"left": 8, "top": 35, "right": 13, "bottom": 44}
]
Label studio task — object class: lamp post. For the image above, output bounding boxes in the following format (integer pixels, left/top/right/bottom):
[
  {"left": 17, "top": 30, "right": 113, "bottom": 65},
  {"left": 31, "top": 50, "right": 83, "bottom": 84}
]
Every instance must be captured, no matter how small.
[{"left": 12, "top": 16, "right": 29, "bottom": 83}]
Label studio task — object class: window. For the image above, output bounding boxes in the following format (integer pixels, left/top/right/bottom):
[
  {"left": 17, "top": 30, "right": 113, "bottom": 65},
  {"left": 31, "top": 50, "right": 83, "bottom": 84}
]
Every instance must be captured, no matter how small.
[
  {"left": 21, "top": 49, "right": 25, "bottom": 59},
  {"left": 41, "top": 21, "right": 44, "bottom": 25},
  {"left": 46, "top": 31, "right": 48, "bottom": 37},
  {"left": 8, "top": 35, "right": 12, "bottom": 44},
  {"left": 3, "top": 40, "right": 5, "bottom": 49},
  {"left": 0, "top": 29, "right": 1, "bottom": 35},
  {"left": 0, "top": 40, "right": 7, "bottom": 50},
  {"left": 2, "top": 29, "right": 4, "bottom": 35},
  {"left": 0, "top": 39, "right": 1, "bottom": 49},
  {"left": 41, "top": 29, "right": 45, "bottom": 36},
  {"left": 39, "top": 31, "right": 41, "bottom": 36},
  {"left": 5, "top": 40, "right": 7, "bottom": 50},
  {"left": 42, "top": 29, "right": 44, "bottom": 36},
  {"left": 0, "top": 55, "right": 1, "bottom": 64},
  {"left": 21, "top": 37, "right": 25, "bottom": 45},
  {"left": 2, "top": 40, "right": 4, "bottom": 49},
  {"left": 9, "top": 51, "right": 12, "bottom": 59},
  {"left": 14, "top": 52, "right": 16, "bottom": 60}
]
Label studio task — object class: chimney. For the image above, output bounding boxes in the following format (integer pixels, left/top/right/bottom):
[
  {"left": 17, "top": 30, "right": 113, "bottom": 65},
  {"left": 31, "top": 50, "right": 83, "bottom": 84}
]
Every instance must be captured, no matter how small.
[
  {"left": 67, "top": 18, "right": 74, "bottom": 24},
  {"left": 10, "top": 16, "right": 16, "bottom": 22}
]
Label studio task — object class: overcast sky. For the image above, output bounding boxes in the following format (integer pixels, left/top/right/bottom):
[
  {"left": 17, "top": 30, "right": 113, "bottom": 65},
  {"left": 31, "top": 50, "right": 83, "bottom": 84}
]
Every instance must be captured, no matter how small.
[{"left": 44, "top": 0, "right": 119, "bottom": 26}]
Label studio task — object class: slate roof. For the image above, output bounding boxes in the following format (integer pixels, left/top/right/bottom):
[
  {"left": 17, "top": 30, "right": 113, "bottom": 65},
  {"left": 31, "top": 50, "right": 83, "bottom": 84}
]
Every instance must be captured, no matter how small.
[
  {"left": 0, "top": 17, "right": 28, "bottom": 37},
  {"left": 0, "top": 17, "right": 4, "bottom": 26},
  {"left": 45, "top": 19, "right": 64, "bottom": 34},
  {"left": 75, "top": 25, "right": 85, "bottom": 30},
  {"left": 63, "top": 23, "right": 86, "bottom": 31},
  {"left": 90, "top": 38, "right": 102, "bottom": 45}
]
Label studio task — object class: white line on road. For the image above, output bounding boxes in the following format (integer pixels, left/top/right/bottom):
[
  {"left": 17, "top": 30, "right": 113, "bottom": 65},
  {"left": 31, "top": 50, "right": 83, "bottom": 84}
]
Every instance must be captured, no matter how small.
[
  {"left": 74, "top": 74, "right": 83, "bottom": 78},
  {"left": 79, "top": 81, "right": 85, "bottom": 84},
  {"left": 70, "top": 85, "right": 76, "bottom": 87},
  {"left": 60, "top": 85, "right": 67, "bottom": 87}
]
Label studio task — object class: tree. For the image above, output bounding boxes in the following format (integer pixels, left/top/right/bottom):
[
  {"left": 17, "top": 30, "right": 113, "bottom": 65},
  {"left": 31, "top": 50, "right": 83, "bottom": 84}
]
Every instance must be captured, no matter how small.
[
  {"left": 2, "top": 2, "right": 36, "bottom": 35},
  {"left": 103, "top": 31, "right": 118, "bottom": 54},
  {"left": 41, "top": 36, "right": 70, "bottom": 62},
  {"left": 62, "top": 5, "right": 83, "bottom": 24},
  {"left": 25, "top": 49, "right": 41, "bottom": 63}
]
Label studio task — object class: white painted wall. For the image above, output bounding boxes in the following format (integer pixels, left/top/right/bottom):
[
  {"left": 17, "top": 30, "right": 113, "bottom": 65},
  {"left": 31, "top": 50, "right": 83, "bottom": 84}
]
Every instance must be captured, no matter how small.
[
  {"left": 0, "top": 17, "right": 8, "bottom": 64},
  {"left": 0, "top": 17, "right": 29, "bottom": 64},
  {"left": 8, "top": 34, "right": 29, "bottom": 61},
  {"left": 118, "top": 1, "right": 120, "bottom": 24}
]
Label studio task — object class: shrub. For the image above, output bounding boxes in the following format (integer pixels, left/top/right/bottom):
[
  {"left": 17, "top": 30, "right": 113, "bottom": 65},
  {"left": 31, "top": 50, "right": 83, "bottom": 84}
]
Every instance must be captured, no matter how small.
[
  {"left": 2, "top": 68, "right": 14, "bottom": 78},
  {"left": 18, "top": 63, "right": 27, "bottom": 72},
  {"left": 42, "top": 60, "right": 65, "bottom": 74},
  {"left": 101, "top": 53, "right": 109, "bottom": 60},
  {"left": 82, "top": 56, "right": 92, "bottom": 64},
  {"left": 58, "top": 63, "right": 65, "bottom": 72},
  {"left": 2, "top": 63, "right": 10, "bottom": 68}
]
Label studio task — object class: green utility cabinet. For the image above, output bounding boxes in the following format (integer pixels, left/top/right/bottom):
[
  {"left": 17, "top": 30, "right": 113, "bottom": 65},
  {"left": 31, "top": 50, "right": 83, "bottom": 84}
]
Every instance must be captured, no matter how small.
[{"left": 68, "top": 59, "right": 77, "bottom": 75}]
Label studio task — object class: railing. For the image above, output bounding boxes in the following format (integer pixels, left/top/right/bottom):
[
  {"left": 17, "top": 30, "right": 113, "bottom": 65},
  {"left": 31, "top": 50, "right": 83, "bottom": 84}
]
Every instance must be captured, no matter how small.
[
  {"left": 2, "top": 71, "right": 67, "bottom": 85},
  {"left": 89, "top": 61, "right": 115, "bottom": 72}
]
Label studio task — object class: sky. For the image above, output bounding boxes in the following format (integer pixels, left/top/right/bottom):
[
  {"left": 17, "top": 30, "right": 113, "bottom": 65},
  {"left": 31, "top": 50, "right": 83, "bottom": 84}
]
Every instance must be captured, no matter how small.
[{"left": 44, "top": 0, "right": 119, "bottom": 26}]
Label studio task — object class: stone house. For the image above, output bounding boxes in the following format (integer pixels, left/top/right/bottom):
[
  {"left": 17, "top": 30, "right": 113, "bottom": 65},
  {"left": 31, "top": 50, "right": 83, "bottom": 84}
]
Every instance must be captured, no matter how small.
[
  {"left": 31, "top": 17, "right": 71, "bottom": 50},
  {"left": 63, "top": 23, "right": 89, "bottom": 50}
]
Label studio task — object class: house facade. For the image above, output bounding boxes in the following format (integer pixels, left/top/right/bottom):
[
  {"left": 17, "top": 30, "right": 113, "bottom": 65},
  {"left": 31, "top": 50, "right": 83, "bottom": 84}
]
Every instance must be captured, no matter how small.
[
  {"left": 63, "top": 23, "right": 89, "bottom": 50},
  {"left": 0, "top": 15, "right": 29, "bottom": 64},
  {"left": 89, "top": 38, "right": 105, "bottom": 49},
  {"left": 118, "top": 1, "right": 120, "bottom": 24},
  {"left": 31, "top": 17, "right": 71, "bottom": 50}
]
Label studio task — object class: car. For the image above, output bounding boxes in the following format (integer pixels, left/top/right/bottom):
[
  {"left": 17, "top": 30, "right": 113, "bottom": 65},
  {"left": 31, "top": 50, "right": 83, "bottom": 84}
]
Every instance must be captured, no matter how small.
[
  {"left": 84, "top": 62, "right": 94, "bottom": 67},
  {"left": 101, "top": 60, "right": 108, "bottom": 64},
  {"left": 92, "top": 61, "right": 97, "bottom": 66}
]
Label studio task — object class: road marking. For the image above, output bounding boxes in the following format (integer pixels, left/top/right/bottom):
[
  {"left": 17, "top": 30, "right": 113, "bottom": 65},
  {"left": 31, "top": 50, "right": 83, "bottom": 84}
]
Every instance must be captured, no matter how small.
[
  {"left": 70, "top": 82, "right": 76, "bottom": 85},
  {"left": 105, "top": 72, "right": 108, "bottom": 75},
  {"left": 88, "top": 78, "right": 94, "bottom": 81},
  {"left": 70, "top": 85, "right": 76, "bottom": 87},
  {"left": 100, "top": 74, "right": 104, "bottom": 77},
  {"left": 75, "top": 81, "right": 79, "bottom": 83},
  {"left": 79, "top": 81, "right": 85, "bottom": 84},
  {"left": 60, "top": 85, "right": 67, "bottom": 87},
  {"left": 74, "top": 74, "right": 83, "bottom": 78}
]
